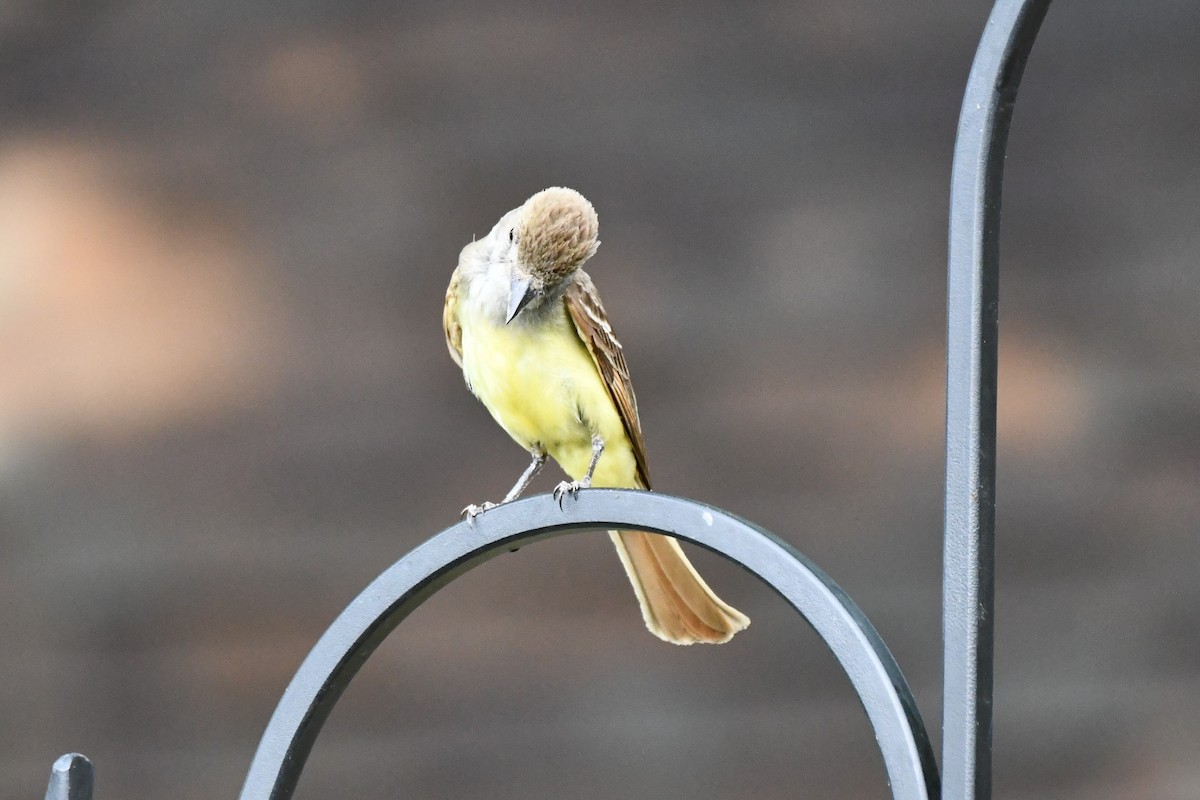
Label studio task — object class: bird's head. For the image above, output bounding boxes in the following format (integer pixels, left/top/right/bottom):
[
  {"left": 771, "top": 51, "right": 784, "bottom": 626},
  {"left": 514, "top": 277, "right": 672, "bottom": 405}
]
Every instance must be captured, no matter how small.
[{"left": 499, "top": 187, "right": 599, "bottom": 323}]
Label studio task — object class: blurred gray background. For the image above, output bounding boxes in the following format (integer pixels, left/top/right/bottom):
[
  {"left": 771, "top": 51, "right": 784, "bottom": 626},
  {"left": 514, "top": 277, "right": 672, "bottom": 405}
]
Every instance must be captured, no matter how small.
[{"left": 1, "top": 1, "right": 1197, "bottom": 798}]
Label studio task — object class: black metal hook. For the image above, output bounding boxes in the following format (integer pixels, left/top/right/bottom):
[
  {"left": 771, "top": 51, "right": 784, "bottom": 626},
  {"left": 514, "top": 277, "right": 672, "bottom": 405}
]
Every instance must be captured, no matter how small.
[
  {"left": 237, "top": 490, "right": 938, "bottom": 800},
  {"left": 943, "top": 0, "right": 1049, "bottom": 798},
  {"left": 43, "top": 754, "right": 92, "bottom": 800}
]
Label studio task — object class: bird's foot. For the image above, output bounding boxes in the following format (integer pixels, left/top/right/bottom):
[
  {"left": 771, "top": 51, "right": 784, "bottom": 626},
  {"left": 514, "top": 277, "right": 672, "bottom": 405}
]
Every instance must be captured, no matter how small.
[
  {"left": 460, "top": 501, "right": 498, "bottom": 526},
  {"left": 552, "top": 478, "right": 590, "bottom": 508}
]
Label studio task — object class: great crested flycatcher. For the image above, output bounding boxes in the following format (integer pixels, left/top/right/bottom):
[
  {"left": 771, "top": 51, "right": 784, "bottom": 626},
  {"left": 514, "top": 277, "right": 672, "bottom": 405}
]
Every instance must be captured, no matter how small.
[{"left": 443, "top": 187, "right": 749, "bottom": 644}]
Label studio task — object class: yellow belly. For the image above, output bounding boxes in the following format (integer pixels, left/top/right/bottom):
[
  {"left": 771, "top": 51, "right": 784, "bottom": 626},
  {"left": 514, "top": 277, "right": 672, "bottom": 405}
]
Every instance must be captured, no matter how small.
[{"left": 460, "top": 308, "right": 638, "bottom": 487}]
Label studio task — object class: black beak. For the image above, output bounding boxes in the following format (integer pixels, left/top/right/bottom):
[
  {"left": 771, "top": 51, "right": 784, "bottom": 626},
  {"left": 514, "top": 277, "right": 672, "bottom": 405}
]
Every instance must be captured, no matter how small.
[{"left": 506, "top": 274, "right": 538, "bottom": 324}]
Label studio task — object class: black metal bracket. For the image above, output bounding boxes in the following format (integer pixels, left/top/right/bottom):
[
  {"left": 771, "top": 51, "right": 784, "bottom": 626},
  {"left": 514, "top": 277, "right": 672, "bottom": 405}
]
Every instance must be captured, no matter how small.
[
  {"left": 237, "top": 490, "right": 940, "bottom": 800},
  {"left": 38, "top": 0, "right": 1052, "bottom": 798},
  {"left": 43, "top": 754, "right": 92, "bottom": 800},
  {"left": 943, "top": 1, "right": 1049, "bottom": 798}
]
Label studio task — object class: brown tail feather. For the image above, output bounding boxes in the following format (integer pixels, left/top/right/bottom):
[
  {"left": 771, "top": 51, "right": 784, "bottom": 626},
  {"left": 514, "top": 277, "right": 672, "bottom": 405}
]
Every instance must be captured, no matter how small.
[{"left": 609, "top": 530, "right": 750, "bottom": 645}]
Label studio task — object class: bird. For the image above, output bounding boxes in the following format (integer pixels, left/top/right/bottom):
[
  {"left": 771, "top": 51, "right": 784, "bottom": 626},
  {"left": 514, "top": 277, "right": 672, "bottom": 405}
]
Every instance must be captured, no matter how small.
[{"left": 443, "top": 186, "right": 749, "bottom": 645}]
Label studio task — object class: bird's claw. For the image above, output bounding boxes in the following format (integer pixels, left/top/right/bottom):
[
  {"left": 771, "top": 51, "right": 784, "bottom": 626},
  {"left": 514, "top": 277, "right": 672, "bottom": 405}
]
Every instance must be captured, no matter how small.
[
  {"left": 552, "top": 479, "right": 589, "bottom": 508},
  {"left": 460, "top": 501, "right": 497, "bottom": 526}
]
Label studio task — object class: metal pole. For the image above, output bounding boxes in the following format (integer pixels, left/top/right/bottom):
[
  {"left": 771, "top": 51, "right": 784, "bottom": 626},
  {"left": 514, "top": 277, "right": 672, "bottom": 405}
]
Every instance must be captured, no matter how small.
[
  {"left": 943, "top": 1, "right": 1049, "bottom": 798},
  {"left": 43, "top": 754, "right": 93, "bottom": 800}
]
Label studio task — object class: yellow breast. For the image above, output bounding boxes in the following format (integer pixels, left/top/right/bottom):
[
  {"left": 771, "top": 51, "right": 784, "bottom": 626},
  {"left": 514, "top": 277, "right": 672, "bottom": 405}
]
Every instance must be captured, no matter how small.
[{"left": 458, "top": 302, "right": 638, "bottom": 486}]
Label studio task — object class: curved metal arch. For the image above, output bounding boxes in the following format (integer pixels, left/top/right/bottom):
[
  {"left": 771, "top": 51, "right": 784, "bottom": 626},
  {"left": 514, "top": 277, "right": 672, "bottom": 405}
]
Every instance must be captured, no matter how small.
[
  {"left": 944, "top": 0, "right": 1050, "bottom": 798},
  {"left": 239, "top": 490, "right": 939, "bottom": 800}
]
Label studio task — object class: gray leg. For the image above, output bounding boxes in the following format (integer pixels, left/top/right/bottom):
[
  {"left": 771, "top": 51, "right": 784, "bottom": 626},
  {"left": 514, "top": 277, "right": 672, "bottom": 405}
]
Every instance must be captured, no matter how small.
[
  {"left": 502, "top": 449, "right": 548, "bottom": 502},
  {"left": 462, "top": 447, "right": 547, "bottom": 525},
  {"left": 582, "top": 434, "right": 604, "bottom": 484},
  {"left": 553, "top": 435, "right": 604, "bottom": 506}
]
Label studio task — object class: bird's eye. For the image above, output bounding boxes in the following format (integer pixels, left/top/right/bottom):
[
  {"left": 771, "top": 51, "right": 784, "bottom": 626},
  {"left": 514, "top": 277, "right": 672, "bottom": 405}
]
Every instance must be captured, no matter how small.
[{"left": 508, "top": 228, "right": 515, "bottom": 243}]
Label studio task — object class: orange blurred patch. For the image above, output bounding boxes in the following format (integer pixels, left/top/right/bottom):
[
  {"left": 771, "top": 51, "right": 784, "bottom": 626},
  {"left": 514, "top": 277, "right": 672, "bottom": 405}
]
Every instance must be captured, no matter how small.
[
  {"left": 0, "top": 139, "right": 283, "bottom": 446},
  {"left": 895, "top": 334, "right": 1090, "bottom": 459},
  {"left": 715, "top": 331, "right": 1088, "bottom": 466},
  {"left": 997, "top": 332, "right": 1090, "bottom": 458},
  {"left": 245, "top": 36, "right": 368, "bottom": 134}
]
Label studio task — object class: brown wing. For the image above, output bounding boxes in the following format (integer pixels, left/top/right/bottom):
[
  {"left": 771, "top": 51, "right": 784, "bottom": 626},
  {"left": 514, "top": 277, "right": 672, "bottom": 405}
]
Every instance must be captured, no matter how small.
[
  {"left": 564, "top": 272, "right": 652, "bottom": 489},
  {"left": 443, "top": 266, "right": 464, "bottom": 368}
]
